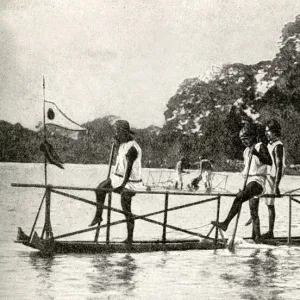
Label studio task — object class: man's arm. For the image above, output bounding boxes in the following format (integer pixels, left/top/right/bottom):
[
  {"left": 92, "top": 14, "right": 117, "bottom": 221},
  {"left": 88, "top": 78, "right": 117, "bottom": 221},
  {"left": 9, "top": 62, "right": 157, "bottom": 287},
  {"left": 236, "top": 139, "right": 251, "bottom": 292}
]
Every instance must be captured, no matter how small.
[
  {"left": 274, "top": 144, "right": 284, "bottom": 195},
  {"left": 252, "top": 144, "right": 272, "bottom": 165}
]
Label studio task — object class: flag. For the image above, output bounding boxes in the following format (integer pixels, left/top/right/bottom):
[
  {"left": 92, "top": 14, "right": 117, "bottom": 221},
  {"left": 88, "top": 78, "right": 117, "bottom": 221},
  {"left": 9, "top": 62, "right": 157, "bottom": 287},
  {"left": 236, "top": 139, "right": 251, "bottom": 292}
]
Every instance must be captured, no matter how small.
[
  {"left": 40, "top": 140, "right": 64, "bottom": 169},
  {"left": 45, "top": 101, "right": 87, "bottom": 131}
]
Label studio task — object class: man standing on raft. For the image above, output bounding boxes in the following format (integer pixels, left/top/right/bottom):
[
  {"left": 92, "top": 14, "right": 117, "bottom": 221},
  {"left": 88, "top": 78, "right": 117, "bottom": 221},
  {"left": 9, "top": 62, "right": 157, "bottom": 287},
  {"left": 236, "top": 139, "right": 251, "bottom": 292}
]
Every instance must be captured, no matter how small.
[
  {"left": 262, "top": 119, "right": 285, "bottom": 239},
  {"left": 89, "top": 120, "right": 144, "bottom": 244},
  {"left": 199, "top": 156, "right": 213, "bottom": 193},
  {"left": 211, "top": 123, "right": 272, "bottom": 241},
  {"left": 174, "top": 157, "right": 188, "bottom": 190}
]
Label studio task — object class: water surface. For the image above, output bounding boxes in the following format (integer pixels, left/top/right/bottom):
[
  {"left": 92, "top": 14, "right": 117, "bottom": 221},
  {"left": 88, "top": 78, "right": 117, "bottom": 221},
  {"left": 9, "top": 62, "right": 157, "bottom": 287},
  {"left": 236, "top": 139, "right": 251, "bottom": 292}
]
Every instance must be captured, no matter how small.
[{"left": 1, "top": 163, "right": 300, "bottom": 300}]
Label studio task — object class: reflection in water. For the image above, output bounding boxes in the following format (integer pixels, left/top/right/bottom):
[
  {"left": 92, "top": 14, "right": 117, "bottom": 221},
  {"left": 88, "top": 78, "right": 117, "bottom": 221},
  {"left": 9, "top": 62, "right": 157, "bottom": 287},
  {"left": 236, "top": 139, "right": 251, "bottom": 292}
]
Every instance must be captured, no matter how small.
[
  {"left": 5, "top": 164, "right": 300, "bottom": 300},
  {"left": 28, "top": 252, "right": 55, "bottom": 300},
  {"left": 221, "top": 249, "right": 285, "bottom": 300},
  {"left": 155, "top": 253, "right": 169, "bottom": 269},
  {"left": 244, "top": 249, "right": 263, "bottom": 287},
  {"left": 88, "top": 254, "right": 137, "bottom": 297},
  {"left": 242, "top": 249, "right": 284, "bottom": 300},
  {"left": 29, "top": 251, "right": 55, "bottom": 278}
]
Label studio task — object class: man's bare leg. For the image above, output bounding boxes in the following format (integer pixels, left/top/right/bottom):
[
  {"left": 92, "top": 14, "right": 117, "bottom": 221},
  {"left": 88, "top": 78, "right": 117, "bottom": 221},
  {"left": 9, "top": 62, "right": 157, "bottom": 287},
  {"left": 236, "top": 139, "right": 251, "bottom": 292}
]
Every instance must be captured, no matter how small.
[
  {"left": 262, "top": 205, "right": 275, "bottom": 239},
  {"left": 211, "top": 182, "right": 263, "bottom": 232},
  {"left": 211, "top": 197, "right": 242, "bottom": 231},
  {"left": 89, "top": 179, "right": 111, "bottom": 227},
  {"left": 249, "top": 197, "right": 261, "bottom": 241},
  {"left": 121, "top": 192, "right": 134, "bottom": 244}
]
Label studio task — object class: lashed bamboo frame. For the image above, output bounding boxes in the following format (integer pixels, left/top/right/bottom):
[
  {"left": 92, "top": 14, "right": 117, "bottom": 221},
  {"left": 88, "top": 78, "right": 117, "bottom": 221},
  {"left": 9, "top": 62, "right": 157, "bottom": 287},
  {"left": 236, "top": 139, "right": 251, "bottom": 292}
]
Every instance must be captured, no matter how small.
[{"left": 11, "top": 183, "right": 300, "bottom": 248}]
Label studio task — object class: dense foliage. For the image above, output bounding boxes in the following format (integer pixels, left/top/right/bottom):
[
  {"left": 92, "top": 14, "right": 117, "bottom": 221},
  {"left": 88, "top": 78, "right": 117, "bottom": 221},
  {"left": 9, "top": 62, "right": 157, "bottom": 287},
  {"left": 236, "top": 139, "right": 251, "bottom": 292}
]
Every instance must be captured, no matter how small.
[{"left": 2, "top": 16, "right": 300, "bottom": 172}]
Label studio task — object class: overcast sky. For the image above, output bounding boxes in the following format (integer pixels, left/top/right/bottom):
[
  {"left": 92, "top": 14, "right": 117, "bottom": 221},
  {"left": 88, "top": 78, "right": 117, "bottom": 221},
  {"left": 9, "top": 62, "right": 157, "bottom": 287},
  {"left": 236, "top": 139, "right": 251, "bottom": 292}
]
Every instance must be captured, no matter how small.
[{"left": 1, "top": 0, "right": 300, "bottom": 130}]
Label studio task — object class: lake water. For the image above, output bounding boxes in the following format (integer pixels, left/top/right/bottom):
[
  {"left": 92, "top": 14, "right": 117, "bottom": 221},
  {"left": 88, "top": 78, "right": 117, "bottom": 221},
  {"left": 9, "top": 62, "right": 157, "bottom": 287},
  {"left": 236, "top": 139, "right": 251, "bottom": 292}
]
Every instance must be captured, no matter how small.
[{"left": 1, "top": 163, "right": 300, "bottom": 300}]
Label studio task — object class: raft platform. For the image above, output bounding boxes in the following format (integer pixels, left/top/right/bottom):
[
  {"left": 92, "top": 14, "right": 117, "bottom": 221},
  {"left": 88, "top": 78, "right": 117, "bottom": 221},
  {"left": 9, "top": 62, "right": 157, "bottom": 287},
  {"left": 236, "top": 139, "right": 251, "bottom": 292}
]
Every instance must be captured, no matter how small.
[
  {"left": 16, "top": 227, "right": 224, "bottom": 254},
  {"left": 12, "top": 183, "right": 300, "bottom": 255}
]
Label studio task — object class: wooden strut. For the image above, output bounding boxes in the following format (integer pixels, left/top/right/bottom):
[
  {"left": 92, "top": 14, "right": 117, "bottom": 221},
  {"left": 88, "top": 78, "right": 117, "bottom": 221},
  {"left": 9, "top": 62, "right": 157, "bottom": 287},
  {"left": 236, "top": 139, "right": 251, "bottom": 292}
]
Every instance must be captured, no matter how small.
[
  {"left": 105, "top": 192, "right": 112, "bottom": 244},
  {"left": 162, "top": 193, "right": 169, "bottom": 243},
  {"left": 94, "top": 142, "right": 115, "bottom": 243},
  {"left": 29, "top": 191, "right": 46, "bottom": 241},
  {"left": 213, "top": 174, "right": 229, "bottom": 191},
  {"left": 10, "top": 183, "right": 240, "bottom": 197},
  {"left": 13, "top": 181, "right": 300, "bottom": 250},
  {"left": 286, "top": 195, "right": 300, "bottom": 245},
  {"left": 206, "top": 196, "right": 226, "bottom": 247},
  {"left": 41, "top": 187, "right": 53, "bottom": 240},
  {"left": 11, "top": 182, "right": 300, "bottom": 198},
  {"left": 288, "top": 195, "right": 292, "bottom": 245},
  {"left": 51, "top": 189, "right": 219, "bottom": 241},
  {"left": 214, "top": 196, "right": 221, "bottom": 248}
]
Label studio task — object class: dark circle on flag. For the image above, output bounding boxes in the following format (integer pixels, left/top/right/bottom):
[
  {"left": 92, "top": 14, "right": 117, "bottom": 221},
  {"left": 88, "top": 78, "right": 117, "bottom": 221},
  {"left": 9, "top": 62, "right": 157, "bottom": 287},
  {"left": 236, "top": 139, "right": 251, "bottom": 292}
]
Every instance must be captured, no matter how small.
[{"left": 47, "top": 108, "right": 55, "bottom": 120}]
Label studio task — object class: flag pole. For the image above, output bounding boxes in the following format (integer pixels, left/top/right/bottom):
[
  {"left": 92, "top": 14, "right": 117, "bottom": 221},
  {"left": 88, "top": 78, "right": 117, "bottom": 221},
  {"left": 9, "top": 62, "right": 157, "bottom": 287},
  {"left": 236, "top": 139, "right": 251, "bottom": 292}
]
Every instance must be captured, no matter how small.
[{"left": 43, "top": 76, "right": 48, "bottom": 185}]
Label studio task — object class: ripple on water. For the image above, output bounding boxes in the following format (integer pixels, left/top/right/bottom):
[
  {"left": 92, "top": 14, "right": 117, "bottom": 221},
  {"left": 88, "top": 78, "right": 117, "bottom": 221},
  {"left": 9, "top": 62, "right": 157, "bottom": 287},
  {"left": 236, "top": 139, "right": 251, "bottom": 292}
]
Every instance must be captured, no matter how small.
[{"left": 2, "top": 164, "right": 300, "bottom": 299}]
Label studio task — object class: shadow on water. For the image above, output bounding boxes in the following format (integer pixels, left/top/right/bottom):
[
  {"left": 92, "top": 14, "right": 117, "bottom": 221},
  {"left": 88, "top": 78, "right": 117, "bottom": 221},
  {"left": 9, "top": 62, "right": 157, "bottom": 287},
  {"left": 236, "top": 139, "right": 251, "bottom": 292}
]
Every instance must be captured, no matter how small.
[
  {"left": 87, "top": 253, "right": 138, "bottom": 296},
  {"left": 220, "top": 249, "right": 286, "bottom": 300}
]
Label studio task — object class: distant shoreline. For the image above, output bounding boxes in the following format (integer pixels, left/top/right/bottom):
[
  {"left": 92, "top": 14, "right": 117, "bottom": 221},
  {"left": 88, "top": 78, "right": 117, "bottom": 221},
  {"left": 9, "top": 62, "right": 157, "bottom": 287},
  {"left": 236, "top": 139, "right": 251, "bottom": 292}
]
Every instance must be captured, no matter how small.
[{"left": 1, "top": 161, "right": 299, "bottom": 176}]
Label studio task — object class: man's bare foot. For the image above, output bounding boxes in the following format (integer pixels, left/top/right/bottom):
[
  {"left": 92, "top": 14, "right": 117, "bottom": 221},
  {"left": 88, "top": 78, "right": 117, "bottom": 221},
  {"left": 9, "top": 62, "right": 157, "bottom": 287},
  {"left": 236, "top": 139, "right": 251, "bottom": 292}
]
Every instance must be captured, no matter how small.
[
  {"left": 253, "top": 237, "right": 263, "bottom": 244},
  {"left": 261, "top": 232, "right": 274, "bottom": 239},
  {"left": 245, "top": 217, "right": 252, "bottom": 226},
  {"left": 123, "top": 238, "right": 133, "bottom": 244},
  {"left": 89, "top": 216, "right": 102, "bottom": 227},
  {"left": 211, "top": 221, "right": 228, "bottom": 231}
]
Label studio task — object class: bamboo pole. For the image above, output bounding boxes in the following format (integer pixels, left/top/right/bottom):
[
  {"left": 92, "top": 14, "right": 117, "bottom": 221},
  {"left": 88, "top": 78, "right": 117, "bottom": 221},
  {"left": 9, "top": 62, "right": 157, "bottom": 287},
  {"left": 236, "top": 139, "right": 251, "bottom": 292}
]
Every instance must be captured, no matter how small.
[
  {"left": 10, "top": 183, "right": 240, "bottom": 197},
  {"left": 42, "top": 187, "right": 52, "bottom": 239},
  {"left": 52, "top": 195, "right": 220, "bottom": 241},
  {"left": 11, "top": 183, "right": 300, "bottom": 198},
  {"left": 52, "top": 189, "right": 96, "bottom": 206},
  {"left": 29, "top": 191, "right": 46, "bottom": 241},
  {"left": 214, "top": 195, "right": 221, "bottom": 249},
  {"left": 94, "top": 223, "right": 101, "bottom": 243},
  {"left": 228, "top": 149, "right": 253, "bottom": 252},
  {"left": 53, "top": 212, "right": 216, "bottom": 241},
  {"left": 288, "top": 195, "right": 292, "bottom": 245},
  {"left": 206, "top": 226, "right": 215, "bottom": 238},
  {"left": 162, "top": 193, "right": 169, "bottom": 242},
  {"left": 105, "top": 192, "right": 112, "bottom": 244},
  {"left": 94, "top": 142, "right": 116, "bottom": 242},
  {"left": 158, "top": 170, "right": 163, "bottom": 185},
  {"left": 52, "top": 188, "right": 218, "bottom": 216},
  {"left": 291, "top": 197, "right": 300, "bottom": 205},
  {"left": 43, "top": 76, "right": 48, "bottom": 185},
  {"left": 106, "top": 143, "right": 115, "bottom": 179}
]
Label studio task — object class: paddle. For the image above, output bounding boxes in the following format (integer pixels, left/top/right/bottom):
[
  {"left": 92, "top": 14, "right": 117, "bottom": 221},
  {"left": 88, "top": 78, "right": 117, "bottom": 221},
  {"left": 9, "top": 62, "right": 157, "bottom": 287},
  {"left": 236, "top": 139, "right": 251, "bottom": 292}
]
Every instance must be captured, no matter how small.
[{"left": 228, "top": 147, "right": 253, "bottom": 252}]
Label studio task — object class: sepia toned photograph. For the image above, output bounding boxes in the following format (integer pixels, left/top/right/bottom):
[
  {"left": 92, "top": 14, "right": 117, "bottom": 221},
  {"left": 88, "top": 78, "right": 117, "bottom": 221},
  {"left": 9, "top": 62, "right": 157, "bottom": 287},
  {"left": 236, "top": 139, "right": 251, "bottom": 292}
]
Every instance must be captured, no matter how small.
[{"left": 1, "top": 1, "right": 300, "bottom": 299}]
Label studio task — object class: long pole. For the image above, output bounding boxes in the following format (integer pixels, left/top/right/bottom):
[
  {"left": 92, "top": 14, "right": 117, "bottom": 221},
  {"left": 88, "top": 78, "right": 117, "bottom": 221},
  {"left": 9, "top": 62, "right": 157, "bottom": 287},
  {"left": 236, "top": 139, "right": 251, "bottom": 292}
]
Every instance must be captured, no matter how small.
[
  {"left": 162, "top": 193, "right": 169, "bottom": 242},
  {"left": 214, "top": 195, "right": 221, "bottom": 249},
  {"left": 29, "top": 191, "right": 46, "bottom": 241},
  {"left": 94, "top": 142, "right": 116, "bottom": 242},
  {"left": 107, "top": 142, "right": 116, "bottom": 179},
  {"left": 288, "top": 195, "right": 292, "bottom": 244},
  {"left": 43, "top": 76, "right": 48, "bottom": 185},
  {"left": 228, "top": 148, "right": 253, "bottom": 252}
]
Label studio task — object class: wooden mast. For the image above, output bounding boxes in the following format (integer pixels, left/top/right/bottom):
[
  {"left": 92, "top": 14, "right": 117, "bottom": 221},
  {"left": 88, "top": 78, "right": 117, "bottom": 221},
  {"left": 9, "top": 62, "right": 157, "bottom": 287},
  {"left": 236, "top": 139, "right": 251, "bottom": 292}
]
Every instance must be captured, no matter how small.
[{"left": 43, "top": 76, "right": 48, "bottom": 185}]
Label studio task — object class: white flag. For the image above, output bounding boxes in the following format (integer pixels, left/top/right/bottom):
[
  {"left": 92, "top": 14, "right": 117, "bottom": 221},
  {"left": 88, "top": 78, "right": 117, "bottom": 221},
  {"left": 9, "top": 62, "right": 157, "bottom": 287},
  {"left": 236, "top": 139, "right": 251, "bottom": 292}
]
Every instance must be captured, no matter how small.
[{"left": 45, "top": 101, "right": 86, "bottom": 131}]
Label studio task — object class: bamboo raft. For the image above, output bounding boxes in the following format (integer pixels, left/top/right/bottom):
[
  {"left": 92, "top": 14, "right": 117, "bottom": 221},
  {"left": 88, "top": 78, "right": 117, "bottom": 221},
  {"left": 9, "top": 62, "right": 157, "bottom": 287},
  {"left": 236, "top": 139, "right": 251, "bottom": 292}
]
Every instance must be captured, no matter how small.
[{"left": 12, "top": 183, "right": 300, "bottom": 255}]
